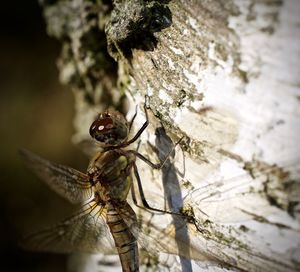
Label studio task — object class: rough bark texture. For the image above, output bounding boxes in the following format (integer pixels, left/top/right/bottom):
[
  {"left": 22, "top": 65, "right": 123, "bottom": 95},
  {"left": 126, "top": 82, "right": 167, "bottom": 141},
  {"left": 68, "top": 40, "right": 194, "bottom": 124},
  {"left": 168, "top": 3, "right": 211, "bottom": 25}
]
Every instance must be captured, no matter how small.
[{"left": 40, "top": 0, "right": 300, "bottom": 271}]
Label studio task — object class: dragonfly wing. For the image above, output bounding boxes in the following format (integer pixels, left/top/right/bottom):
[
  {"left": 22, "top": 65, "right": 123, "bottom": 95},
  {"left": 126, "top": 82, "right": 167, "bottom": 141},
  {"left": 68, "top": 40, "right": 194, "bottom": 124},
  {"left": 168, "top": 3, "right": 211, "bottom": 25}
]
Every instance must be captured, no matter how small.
[
  {"left": 141, "top": 215, "right": 216, "bottom": 262},
  {"left": 114, "top": 203, "right": 213, "bottom": 262},
  {"left": 187, "top": 159, "right": 300, "bottom": 224},
  {"left": 19, "top": 148, "right": 92, "bottom": 204},
  {"left": 74, "top": 137, "right": 99, "bottom": 157},
  {"left": 21, "top": 200, "right": 116, "bottom": 254},
  {"left": 112, "top": 202, "right": 139, "bottom": 236}
]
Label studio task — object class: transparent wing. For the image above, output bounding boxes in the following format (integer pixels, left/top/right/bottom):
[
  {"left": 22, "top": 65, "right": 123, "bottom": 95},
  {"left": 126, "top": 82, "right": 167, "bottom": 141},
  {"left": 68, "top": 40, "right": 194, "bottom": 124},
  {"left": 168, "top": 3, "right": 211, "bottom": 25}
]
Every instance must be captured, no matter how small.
[
  {"left": 141, "top": 215, "right": 215, "bottom": 262},
  {"left": 114, "top": 203, "right": 214, "bottom": 263},
  {"left": 122, "top": 158, "right": 300, "bottom": 271},
  {"left": 21, "top": 200, "right": 116, "bottom": 254},
  {"left": 112, "top": 202, "right": 143, "bottom": 247},
  {"left": 74, "top": 138, "right": 99, "bottom": 157},
  {"left": 19, "top": 148, "right": 92, "bottom": 204},
  {"left": 140, "top": 158, "right": 300, "bottom": 270},
  {"left": 187, "top": 158, "right": 300, "bottom": 224}
]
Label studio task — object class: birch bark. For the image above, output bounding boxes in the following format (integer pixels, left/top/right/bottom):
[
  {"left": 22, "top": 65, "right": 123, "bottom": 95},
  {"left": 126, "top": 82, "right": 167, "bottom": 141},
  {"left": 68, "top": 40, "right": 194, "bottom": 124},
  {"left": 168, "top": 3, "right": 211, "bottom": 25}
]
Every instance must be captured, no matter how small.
[{"left": 40, "top": 0, "right": 300, "bottom": 271}]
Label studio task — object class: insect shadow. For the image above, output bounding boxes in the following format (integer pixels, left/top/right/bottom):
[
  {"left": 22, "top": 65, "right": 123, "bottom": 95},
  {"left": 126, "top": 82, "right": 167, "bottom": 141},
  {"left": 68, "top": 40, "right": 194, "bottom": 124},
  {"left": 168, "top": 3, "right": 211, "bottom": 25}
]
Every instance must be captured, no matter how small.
[{"left": 149, "top": 127, "right": 192, "bottom": 271}]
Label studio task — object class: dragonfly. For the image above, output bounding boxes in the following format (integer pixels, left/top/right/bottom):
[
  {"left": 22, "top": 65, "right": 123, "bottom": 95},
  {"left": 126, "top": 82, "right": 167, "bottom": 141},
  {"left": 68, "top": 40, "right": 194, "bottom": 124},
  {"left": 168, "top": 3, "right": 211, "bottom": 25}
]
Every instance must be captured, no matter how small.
[
  {"left": 20, "top": 96, "right": 198, "bottom": 272},
  {"left": 20, "top": 96, "right": 300, "bottom": 272}
]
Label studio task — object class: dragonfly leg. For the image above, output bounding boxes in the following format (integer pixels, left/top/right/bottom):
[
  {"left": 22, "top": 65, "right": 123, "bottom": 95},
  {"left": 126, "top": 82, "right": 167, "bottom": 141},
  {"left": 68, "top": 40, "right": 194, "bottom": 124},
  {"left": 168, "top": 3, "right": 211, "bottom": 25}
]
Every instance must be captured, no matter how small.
[
  {"left": 128, "top": 105, "right": 138, "bottom": 132},
  {"left": 132, "top": 162, "right": 183, "bottom": 216},
  {"left": 147, "top": 139, "right": 186, "bottom": 178},
  {"left": 129, "top": 137, "right": 183, "bottom": 170},
  {"left": 123, "top": 95, "right": 150, "bottom": 146}
]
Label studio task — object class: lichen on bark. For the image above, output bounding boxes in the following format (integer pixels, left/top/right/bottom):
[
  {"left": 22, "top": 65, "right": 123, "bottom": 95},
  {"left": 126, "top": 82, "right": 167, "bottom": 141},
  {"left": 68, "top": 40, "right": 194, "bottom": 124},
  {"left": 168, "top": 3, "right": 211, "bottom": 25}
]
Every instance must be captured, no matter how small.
[
  {"left": 39, "top": 0, "right": 300, "bottom": 271},
  {"left": 105, "top": 0, "right": 172, "bottom": 59},
  {"left": 39, "top": 0, "right": 118, "bottom": 105}
]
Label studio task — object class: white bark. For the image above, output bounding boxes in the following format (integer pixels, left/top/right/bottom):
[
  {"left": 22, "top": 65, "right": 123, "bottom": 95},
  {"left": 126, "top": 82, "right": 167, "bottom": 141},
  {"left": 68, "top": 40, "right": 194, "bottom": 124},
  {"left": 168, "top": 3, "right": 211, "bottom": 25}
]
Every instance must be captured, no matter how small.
[
  {"left": 121, "top": 0, "right": 300, "bottom": 271},
  {"left": 41, "top": 0, "right": 300, "bottom": 271}
]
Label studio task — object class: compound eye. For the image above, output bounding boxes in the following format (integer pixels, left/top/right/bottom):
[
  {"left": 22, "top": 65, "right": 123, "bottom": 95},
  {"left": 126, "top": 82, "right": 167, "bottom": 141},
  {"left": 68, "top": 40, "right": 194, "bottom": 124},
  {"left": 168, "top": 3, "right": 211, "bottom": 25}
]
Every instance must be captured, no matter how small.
[{"left": 89, "top": 117, "right": 114, "bottom": 140}]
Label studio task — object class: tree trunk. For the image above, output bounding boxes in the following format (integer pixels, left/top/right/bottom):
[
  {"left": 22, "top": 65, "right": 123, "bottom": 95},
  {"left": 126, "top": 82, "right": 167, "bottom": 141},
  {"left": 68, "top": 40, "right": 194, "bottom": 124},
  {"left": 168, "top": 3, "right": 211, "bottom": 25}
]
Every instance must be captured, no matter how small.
[{"left": 40, "top": 0, "right": 300, "bottom": 271}]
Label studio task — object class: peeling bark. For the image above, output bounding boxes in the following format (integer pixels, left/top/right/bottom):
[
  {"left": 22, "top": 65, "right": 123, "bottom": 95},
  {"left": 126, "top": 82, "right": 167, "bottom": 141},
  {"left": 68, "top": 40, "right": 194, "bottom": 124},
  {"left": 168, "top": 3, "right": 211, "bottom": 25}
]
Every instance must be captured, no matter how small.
[{"left": 40, "top": 0, "right": 300, "bottom": 271}]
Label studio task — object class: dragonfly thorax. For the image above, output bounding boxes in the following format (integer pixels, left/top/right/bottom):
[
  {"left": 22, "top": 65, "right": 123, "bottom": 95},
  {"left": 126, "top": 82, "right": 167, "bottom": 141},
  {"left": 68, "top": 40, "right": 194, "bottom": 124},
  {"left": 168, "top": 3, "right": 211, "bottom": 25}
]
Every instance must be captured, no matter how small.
[{"left": 88, "top": 150, "right": 134, "bottom": 202}]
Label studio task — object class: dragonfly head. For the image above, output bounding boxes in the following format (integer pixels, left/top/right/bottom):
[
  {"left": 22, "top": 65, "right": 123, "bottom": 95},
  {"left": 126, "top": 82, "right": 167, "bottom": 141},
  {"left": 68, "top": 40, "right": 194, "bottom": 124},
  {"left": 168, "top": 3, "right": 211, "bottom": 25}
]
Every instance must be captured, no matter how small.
[{"left": 89, "top": 111, "right": 128, "bottom": 146}]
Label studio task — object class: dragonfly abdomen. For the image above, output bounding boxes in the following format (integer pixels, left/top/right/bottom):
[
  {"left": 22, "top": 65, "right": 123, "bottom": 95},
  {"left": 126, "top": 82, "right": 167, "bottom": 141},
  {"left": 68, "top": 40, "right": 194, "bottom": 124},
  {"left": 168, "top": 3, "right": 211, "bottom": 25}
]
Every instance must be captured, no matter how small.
[{"left": 106, "top": 202, "right": 139, "bottom": 272}]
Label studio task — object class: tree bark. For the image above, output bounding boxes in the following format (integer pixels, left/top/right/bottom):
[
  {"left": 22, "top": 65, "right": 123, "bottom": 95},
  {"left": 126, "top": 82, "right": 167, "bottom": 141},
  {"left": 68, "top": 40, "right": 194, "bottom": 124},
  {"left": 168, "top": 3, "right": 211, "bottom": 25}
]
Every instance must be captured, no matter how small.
[{"left": 40, "top": 0, "right": 300, "bottom": 271}]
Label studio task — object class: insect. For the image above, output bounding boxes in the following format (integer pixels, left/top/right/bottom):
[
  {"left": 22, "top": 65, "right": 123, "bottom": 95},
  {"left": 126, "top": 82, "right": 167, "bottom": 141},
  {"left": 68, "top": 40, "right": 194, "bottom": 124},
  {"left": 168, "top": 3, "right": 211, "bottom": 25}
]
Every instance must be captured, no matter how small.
[
  {"left": 20, "top": 96, "right": 299, "bottom": 271},
  {"left": 20, "top": 96, "right": 184, "bottom": 272}
]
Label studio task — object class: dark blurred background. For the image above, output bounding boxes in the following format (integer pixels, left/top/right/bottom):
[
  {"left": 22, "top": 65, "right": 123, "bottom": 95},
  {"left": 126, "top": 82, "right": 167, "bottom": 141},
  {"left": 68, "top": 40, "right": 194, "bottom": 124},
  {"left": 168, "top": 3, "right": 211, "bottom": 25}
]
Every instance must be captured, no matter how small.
[{"left": 0, "top": 1, "right": 88, "bottom": 271}]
